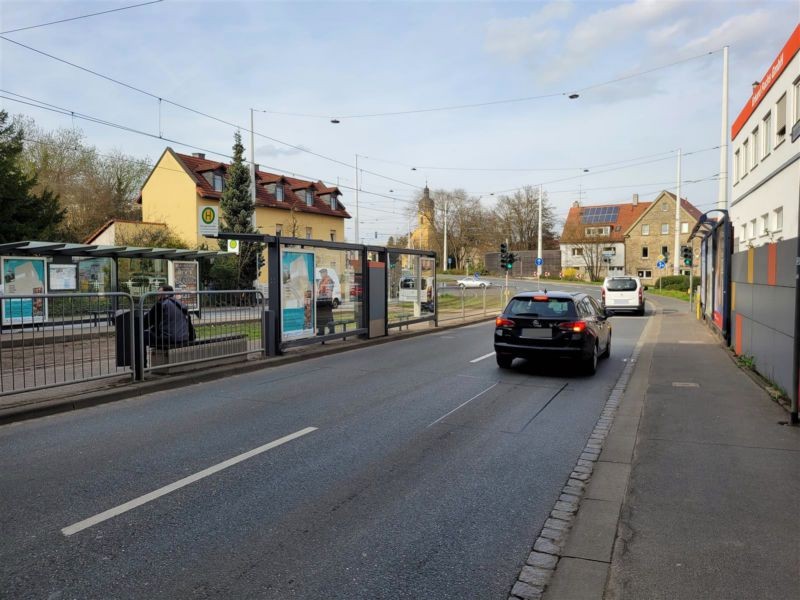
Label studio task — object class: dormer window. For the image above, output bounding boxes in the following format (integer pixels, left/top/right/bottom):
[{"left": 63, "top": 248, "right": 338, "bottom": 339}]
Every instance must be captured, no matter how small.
[
  {"left": 212, "top": 173, "right": 224, "bottom": 192},
  {"left": 276, "top": 184, "right": 284, "bottom": 201},
  {"left": 305, "top": 189, "right": 313, "bottom": 206},
  {"left": 330, "top": 194, "right": 337, "bottom": 210}
]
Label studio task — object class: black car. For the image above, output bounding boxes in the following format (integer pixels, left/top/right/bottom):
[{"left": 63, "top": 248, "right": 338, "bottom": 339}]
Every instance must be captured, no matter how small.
[{"left": 494, "top": 291, "right": 611, "bottom": 374}]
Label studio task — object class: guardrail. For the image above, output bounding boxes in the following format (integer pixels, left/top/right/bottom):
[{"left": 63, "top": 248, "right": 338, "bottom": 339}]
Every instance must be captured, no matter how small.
[
  {"left": 138, "top": 290, "right": 266, "bottom": 375},
  {"left": 0, "top": 292, "right": 136, "bottom": 395}
]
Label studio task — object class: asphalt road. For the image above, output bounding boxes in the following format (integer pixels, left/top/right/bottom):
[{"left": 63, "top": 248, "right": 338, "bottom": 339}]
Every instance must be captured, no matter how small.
[{"left": 0, "top": 286, "right": 650, "bottom": 599}]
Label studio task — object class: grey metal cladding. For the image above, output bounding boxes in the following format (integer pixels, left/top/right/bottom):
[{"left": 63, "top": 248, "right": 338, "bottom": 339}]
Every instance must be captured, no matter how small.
[
  {"left": 735, "top": 282, "right": 754, "bottom": 317},
  {"left": 753, "top": 244, "right": 769, "bottom": 285},
  {"left": 776, "top": 238, "right": 796, "bottom": 287},
  {"left": 749, "top": 284, "right": 795, "bottom": 335},
  {"left": 731, "top": 250, "right": 748, "bottom": 282},
  {"left": 750, "top": 320, "right": 794, "bottom": 394}
]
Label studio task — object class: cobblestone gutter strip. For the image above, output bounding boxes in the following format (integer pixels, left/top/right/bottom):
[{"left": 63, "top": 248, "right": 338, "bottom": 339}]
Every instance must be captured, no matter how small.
[{"left": 507, "top": 327, "right": 651, "bottom": 600}]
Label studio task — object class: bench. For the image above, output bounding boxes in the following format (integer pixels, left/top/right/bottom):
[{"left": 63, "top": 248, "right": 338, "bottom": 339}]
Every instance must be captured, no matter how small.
[
  {"left": 148, "top": 334, "right": 249, "bottom": 370},
  {"left": 318, "top": 318, "right": 359, "bottom": 342},
  {"left": 89, "top": 308, "right": 116, "bottom": 327}
]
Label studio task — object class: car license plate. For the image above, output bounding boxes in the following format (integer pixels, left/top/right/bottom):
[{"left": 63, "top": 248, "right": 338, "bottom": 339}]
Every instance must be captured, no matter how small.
[{"left": 520, "top": 328, "right": 551, "bottom": 339}]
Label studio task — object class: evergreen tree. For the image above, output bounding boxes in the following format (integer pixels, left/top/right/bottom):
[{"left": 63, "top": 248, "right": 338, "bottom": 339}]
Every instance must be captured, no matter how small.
[
  {"left": 219, "top": 131, "right": 262, "bottom": 288},
  {"left": 0, "top": 111, "right": 64, "bottom": 242}
]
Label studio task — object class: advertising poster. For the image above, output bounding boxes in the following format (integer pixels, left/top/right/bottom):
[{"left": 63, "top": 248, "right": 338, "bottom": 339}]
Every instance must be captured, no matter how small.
[
  {"left": 48, "top": 263, "right": 78, "bottom": 291},
  {"left": 170, "top": 261, "right": 200, "bottom": 310},
  {"left": 712, "top": 227, "right": 725, "bottom": 330},
  {"left": 2, "top": 257, "right": 47, "bottom": 325},
  {"left": 281, "top": 249, "right": 315, "bottom": 341},
  {"left": 78, "top": 258, "right": 108, "bottom": 293}
]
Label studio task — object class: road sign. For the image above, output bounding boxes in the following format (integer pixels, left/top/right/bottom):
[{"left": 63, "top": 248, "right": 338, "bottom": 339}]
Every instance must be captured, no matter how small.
[
  {"left": 657, "top": 260, "right": 666, "bottom": 269},
  {"left": 227, "top": 239, "right": 240, "bottom": 255},
  {"left": 199, "top": 205, "right": 218, "bottom": 236},
  {"left": 535, "top": 257, "right": 543, "bottom": 266}
]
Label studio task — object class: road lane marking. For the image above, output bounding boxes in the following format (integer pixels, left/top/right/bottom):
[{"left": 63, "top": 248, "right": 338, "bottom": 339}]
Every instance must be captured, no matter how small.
[
  {"left": 62, "top": 427, "right": 318, "bottom": 537},
  {"left": 470, "top": 352, "right": 495, "bottom": 363},
  {"left": 428, "top": 383, "right": 498, "bottom": 427}
]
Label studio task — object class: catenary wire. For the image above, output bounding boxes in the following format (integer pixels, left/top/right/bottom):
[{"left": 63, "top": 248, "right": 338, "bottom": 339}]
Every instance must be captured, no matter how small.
[{"left": 0, "top": 0, "right": 164, "bottom": 34}]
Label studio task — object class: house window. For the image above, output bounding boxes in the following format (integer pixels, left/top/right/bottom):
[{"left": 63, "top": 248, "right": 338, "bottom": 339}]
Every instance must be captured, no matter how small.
[
  {"left": 603, "top": 246, "right": 615, "bottom": 255},
  {"left": 733, "top": 149, "right": 740, "bottom": 182},
  {"left": 742, "top": 139, "right": 749, "bottom": 175},
  {"left": 661, "top": 223, "right": 669, "bottom": 234},
  {"left": 750, "top": 219, "right": 756, "bottom": 239},
  {"left": 213, "top": 173, "right": 224, "bottom": 192},
  {"left": 774, "top": 206, "right": 783, "bottom": 231},
  {"left": 641, "top": 246, "right": 649, "bottom": 258},
  {"left": 330, "top": 230, "right": 336, "bottom": 242},
  {"left": 571, "top": 247, "right": 584, "bottom": 256},
  {"left": 330, "top": 195, "right": 337, "bottom": 210},
  {"left": 305, "top": 226, "right": 312, "bottom": 239},
  {"left": 276, "top": 184, "right": 284, "bottom": 201},
  {"left": 794, "top": 78, "right": 800, "bottom": 126},
  {"left": 752, "top": 126, "right": 760, "bottom": 166},
  {"left": 661, "top": 245, "right": 669, "bottom": 257},
  {"left": 760, "top": 214, "right": 769, "bottom": 236},
  {"left": 776, "top": 93, "right": 787, "bottom": 144},
  {"left": 641, "top": 224, "right": 650, "bottom": 235},
  {"left": 742, "top": 222, "right": 748, "bottom": 241},
  {"left": 276, "top": 224, "right": 283, "bottom": 236},
  {"left": 305, "top": 190, "right": 313, "bottom": 206},
  {"left": 637, "top": 270, "right": 652, "bottom": 279},
  {"left": 681, "top": 222, "right": 689, "bottom": 234},
  {"left": 584, "top": 226, "right": 610, "bottom": 236},
  {"left": 763, "top": 112, "right": 772, "bottom": 156},
  {"left": 661, "top": 202, "right": 669, "bottom": 211}
]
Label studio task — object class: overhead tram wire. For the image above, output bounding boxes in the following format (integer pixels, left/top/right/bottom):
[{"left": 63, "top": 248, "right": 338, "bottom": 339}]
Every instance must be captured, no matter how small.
[
  {"left": 0, "top": 93, "right": 412, "bottom": 208},
  {"left": 0, "top": 0, "right": 164, "bottom": 34},
  {"left": 0, "top": 36, "right": 421, "bottom": 192}
]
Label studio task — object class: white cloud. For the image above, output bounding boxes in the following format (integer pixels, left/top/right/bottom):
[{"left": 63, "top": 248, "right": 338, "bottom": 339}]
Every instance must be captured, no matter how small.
[{"left": 485, "top": 1, "right": 572, "bottom": 61}]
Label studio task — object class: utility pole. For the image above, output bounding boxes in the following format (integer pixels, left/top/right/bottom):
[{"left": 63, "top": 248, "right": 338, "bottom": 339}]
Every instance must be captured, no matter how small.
[
  {"left": 674, "top": 148, "right": 682, "bottom": 275},
  {"left": 249, "top": 108, "right": 257, "bottom": 230},
  {"left": 443, "top": 196, "right": 449, "bottom": 272},
  {"left": 718, "top": 46, "right": 729, "bottom": 211},
  {"left": 354, "top": 154, "right": 360, "bottom": 244},
  {"left": 504, "top": 237, "right": 509, "bottom": 305},
  {"left": 538, "top": 184, "right": 543, "bottom": 277}
]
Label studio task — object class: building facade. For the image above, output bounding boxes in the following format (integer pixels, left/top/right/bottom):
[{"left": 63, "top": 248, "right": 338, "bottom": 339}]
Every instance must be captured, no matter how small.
[
  {"left": 623, "top": 191, "right": 702, "bottom": 281},
  {"left": 139, "top": 148, "right": 350, "bottom": 247},
  {"left": 730, "top": 24, "right": 800, "bottom": 249},
  {"left": 559, "top": 198, "right": 651, "bottom": 280},
  {"left": 409, "top": 186, "right": 437, "bottom": 250}
]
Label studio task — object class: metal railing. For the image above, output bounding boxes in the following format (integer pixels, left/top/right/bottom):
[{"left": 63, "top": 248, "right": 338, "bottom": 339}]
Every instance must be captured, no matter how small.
[
  {"left": 435, "top": 284, "right": 518, "bottom": 323},
  {"left": 0, "top": 293, "right": 136, "bottom": 395},
  {"left": 138, "top": 290, "right": 266, "bottom": 374}
]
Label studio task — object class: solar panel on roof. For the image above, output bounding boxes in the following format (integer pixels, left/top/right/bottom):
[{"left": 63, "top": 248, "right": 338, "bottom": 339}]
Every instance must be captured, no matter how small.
[{"left": 581, "top": 206, "right": 619, "bottom": 224}]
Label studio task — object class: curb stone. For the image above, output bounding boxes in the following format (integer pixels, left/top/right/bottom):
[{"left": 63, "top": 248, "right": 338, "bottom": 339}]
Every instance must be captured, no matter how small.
[{"left": 507, "top": 318, "right": 650, "bottom": 600}]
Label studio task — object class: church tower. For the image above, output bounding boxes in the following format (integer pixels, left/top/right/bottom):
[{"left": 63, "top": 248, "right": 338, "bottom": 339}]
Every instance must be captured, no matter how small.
[{"left": 410, "top": 186, "right": 436, "bottom": 250}]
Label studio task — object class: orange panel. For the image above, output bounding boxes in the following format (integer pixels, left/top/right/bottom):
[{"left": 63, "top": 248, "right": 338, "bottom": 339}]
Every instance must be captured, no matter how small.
[
  {"left": 735, "top": 313, "right": 743, "bottom": 356},
  {"left": 767, "top": 243, "right": 777, "bottom": 286}
]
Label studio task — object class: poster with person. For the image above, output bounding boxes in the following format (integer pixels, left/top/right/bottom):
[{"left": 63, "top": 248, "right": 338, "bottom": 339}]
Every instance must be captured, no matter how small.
[
  {"left": 281, "top": 249, "right": 315, "bottom": 340},
  {"left": 169, "top": 261, "right": 200, "bottom": 311},
  {"left": 2, "top": 257, "right": 47, "bottom": 325}
]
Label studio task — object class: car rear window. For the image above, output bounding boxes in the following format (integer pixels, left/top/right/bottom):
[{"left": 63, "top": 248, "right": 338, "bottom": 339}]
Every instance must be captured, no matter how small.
[
  {"left": 506, "top": 297, "right": 577, "bottom": 318},
  {"left": 606, "top": 278, "right": 638, "bottom": 291}
]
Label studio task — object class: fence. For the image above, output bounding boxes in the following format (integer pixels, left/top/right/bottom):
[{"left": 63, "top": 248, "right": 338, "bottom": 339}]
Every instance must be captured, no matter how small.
[
  {"left": 435, "top": 285, "right": 517, "bottom": 323},
  {"left": 0, "top": 292, "right": 136, "bottom": 395}
]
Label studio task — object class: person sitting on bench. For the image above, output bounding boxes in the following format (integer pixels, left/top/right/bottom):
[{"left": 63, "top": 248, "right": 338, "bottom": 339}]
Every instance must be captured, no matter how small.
[{"left": 143, "top": 285, "right": 193, "bottom": 348}]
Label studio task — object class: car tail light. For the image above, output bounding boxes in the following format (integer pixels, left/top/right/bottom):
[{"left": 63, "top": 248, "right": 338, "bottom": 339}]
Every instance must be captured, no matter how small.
[
  {"left": 638, "top": 287, "right": 643, "bottom": 302},
  {"left": 533, "top": 295, "right": 549, "bottom": 301},
  {"left": 601, "top": 288, "right": 606, "bottom": 302},
  {"left": 495, "top": 317, "right": 515, "bottom": 327},
  {"left": 558, "top": 321, "right": 587, "bottom": 333}
]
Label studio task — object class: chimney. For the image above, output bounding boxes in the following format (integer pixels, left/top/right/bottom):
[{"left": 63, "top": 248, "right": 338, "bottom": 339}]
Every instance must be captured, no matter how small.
[
  {"left": 632, "top": 193, "right": 639, "bottom": 206},
  {"left": 192, "top": 152, "right": 205, "bottom": 159},
  {"left": 572, "top": 200, "right": 580, "bottom": 208},
  {"left": 751, "top": 80, "right": 760, "bottom": 93}
]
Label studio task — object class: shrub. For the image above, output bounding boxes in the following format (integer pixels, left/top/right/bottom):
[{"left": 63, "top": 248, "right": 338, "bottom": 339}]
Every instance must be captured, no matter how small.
[{"left": 654, "top": 275, "right": 690, "bottom": 290}]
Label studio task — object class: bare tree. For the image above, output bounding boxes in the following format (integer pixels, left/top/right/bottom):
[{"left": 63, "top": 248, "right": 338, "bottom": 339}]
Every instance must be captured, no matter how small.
[
  {"left": 493, "top": 186, "right": 558, "bottom": 251},
  {"left": 570, "top": 237, "right": 608, "bottom": 281}
]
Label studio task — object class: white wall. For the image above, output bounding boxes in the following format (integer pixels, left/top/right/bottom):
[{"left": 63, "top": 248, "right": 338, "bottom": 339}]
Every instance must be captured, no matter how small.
[{"left": 731, "top": 50, "right": 799, "bottom": 249}]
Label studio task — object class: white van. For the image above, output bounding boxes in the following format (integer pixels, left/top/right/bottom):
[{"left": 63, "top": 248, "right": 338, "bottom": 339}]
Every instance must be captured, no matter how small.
[
  {"left": 601, "top": 275, "right": 646, "bottom": 316},
  {"left": 315, "top": 267, "right": 342, "bottom": 307}
]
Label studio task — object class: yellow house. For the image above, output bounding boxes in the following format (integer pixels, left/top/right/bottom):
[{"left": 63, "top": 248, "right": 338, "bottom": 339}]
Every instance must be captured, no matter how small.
[
  {"left": 139, "top": 148, "right": 350, "bottom": 247},
  {"left": 83, "top": 219, "right": 169, "bottom": 246}
]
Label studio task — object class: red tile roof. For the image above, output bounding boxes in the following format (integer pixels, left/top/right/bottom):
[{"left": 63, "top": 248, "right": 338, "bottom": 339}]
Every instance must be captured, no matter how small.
[
  {"left": 174, "top": 152, "right": 350, "bottom": 219},
  {"left": 560, "top": 201, "right": 652, "bottom": 243}
]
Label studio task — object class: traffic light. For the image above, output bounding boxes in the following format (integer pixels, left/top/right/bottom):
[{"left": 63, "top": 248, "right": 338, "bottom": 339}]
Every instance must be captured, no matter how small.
[
  {"left": 681, "top": 245, "right": 693, "bottom": 266},
  {"left": 499, "top": 243, "right": 508, "bottom": 270},
  {"left": 506, "top": 252, "right": 517, "bottom": 270}
]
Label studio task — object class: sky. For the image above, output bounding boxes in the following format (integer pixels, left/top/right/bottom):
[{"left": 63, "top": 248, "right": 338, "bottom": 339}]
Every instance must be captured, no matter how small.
[{"left": 1, "top": 0, "right": 798, "bottom": 244}]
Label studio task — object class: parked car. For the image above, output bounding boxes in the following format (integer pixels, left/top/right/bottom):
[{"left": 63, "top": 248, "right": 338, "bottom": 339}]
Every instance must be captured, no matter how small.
[
  {"left": 456, "top": 275, "right": 492, "bottom": 289},
  {"left": 601, "top": 275, "right": 646, "bottom": 316},
  {"left": 494, "top": 290, "right": 611, "bottom": 374}
]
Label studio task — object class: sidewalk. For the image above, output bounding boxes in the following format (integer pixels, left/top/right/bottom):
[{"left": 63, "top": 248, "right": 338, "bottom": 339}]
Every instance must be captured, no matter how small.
[{"left": 543, "top": 301, "right": 800, "bottom": 599}]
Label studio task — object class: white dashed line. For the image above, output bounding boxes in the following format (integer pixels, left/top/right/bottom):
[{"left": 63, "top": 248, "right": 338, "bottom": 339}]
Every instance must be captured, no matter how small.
[{"left": 470, "top": 352, "right": 495, "bottom": 363}]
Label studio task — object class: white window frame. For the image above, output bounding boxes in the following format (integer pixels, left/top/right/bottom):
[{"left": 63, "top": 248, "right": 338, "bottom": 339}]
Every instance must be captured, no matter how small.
[
  {"left": 661, "top": 223, "right": 669, "bottom": 235},
  {"left": 776, "top": 93, "right": 787, "bottom": 144},
  {"left": 330, "top": 195, "right": 337, "bottom": 210},
  {"left": 733, "top": 149, "right": 740, "bottom": 182},
  {"left": 750, "top": 219, "right": 757, "bottom": 239},
  {"left": 330, "top": 230, "right": 336, "bottom": 242},
  {"left": 641, "top": 223, "right": 650, "bottom": 235},
  {"left": 571, "top": 247, "right": 584, "bottom": 257},
  {"left": 794, "top": 77, "right": 800, "bottom": 127},
  {"left": 774, "top": 206, "right": 783, "bottom": 232},
  {"left": 275, "top": 224, "right": 283, "bottom": 236},
  {"left": 213, "top": 173, "right": 224, "bottom": 192},
  {"left": 760, "top": 214, "right": 769, "bottom": 236},
  {"left": 762, "top": 112, "right": 772, "bottom": 157},
  {"left": 305, "top": 226, "right": 312, "bottom": 239},
  {"left": 681, "top": 222, "right": 689, "bottom": 234},
  {"left": 637, "top": 269, "right": 652, "bottom": 279},
  {"left": 742, "top": 222, "right": 748, "bottom": 241},
  {"left": 751, "top": 126, "right": 759, "bottom": 167},
  {"left": 305, "top": 190, "right": 313, "bottom": 206},
  {"left": 276, "top": 184, "right": 284, "bottom": 201},
  {"left": 742, "top": 139, "right": 749, "bottom": 176}
]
